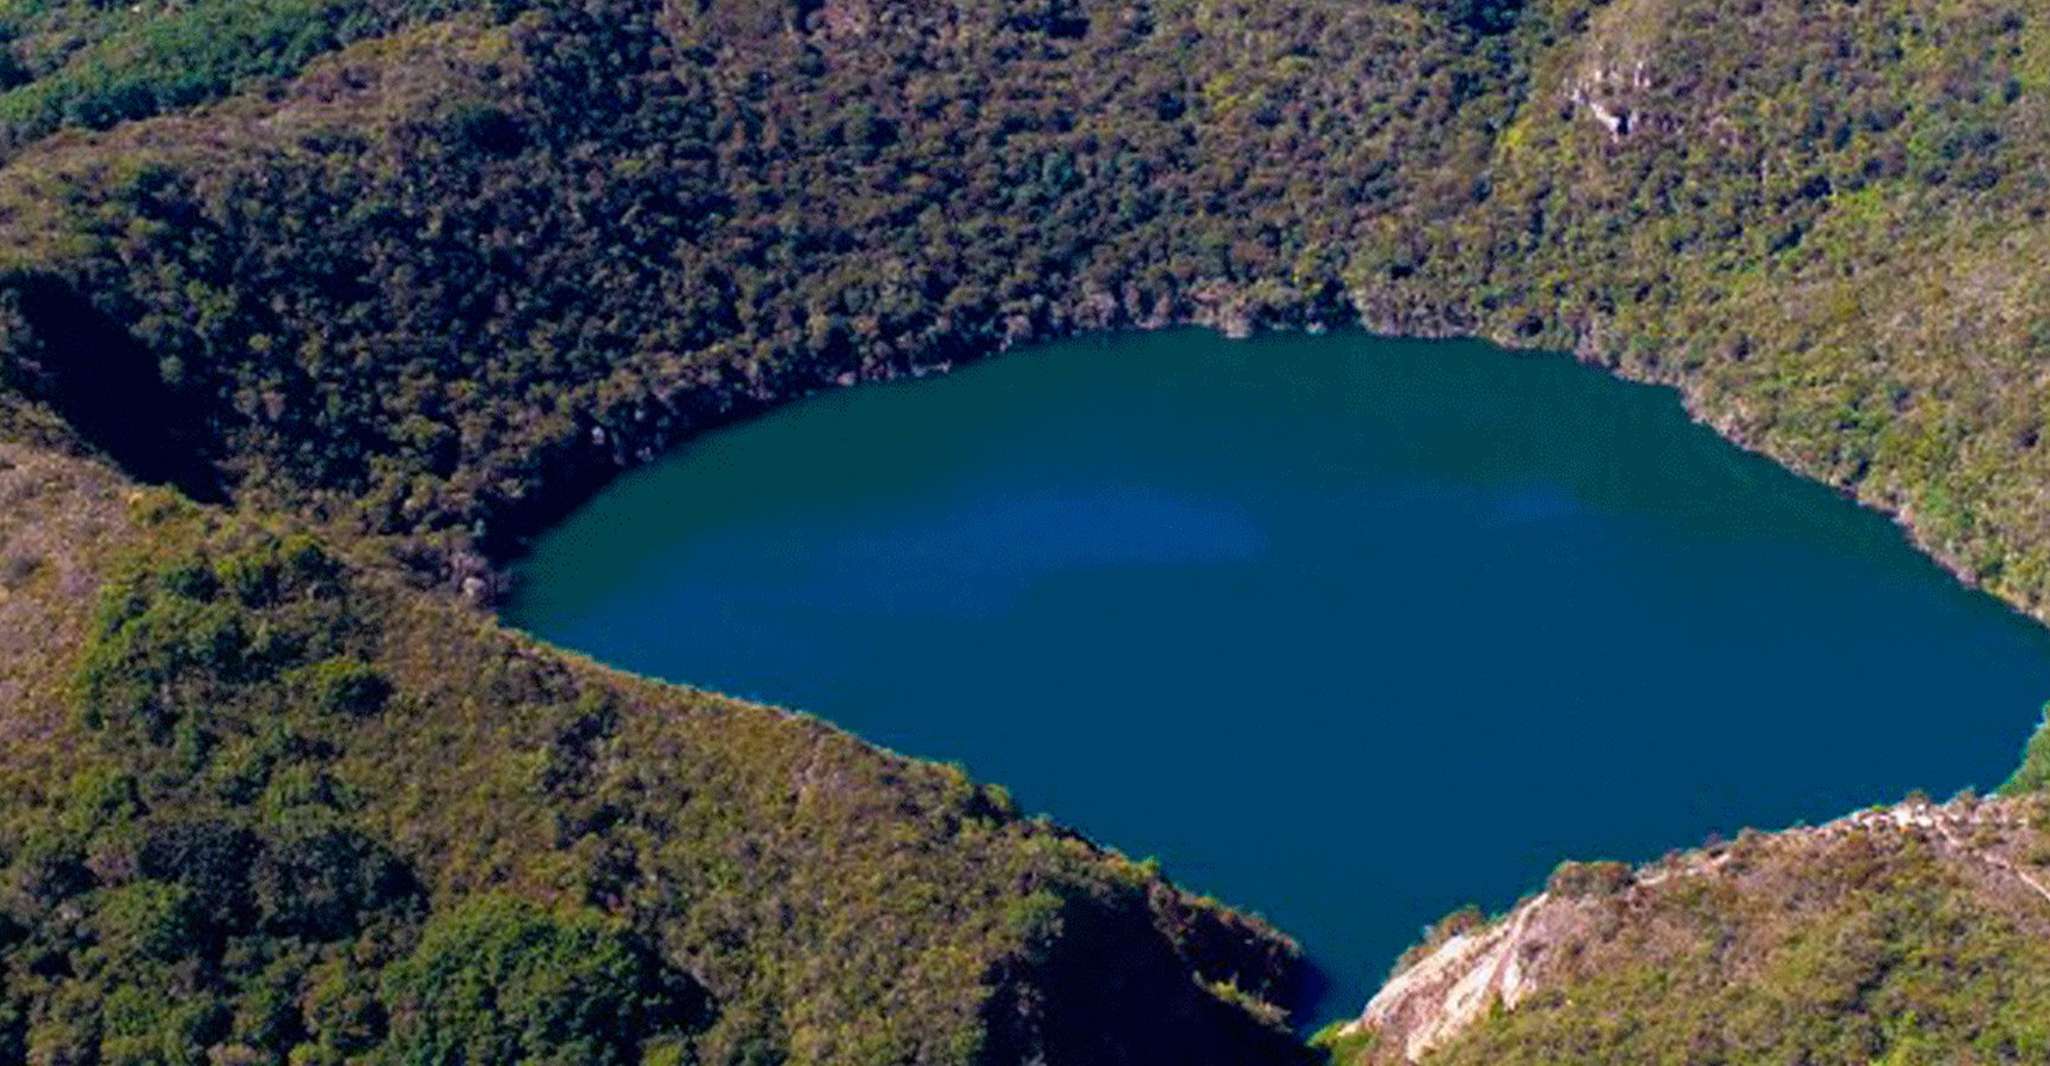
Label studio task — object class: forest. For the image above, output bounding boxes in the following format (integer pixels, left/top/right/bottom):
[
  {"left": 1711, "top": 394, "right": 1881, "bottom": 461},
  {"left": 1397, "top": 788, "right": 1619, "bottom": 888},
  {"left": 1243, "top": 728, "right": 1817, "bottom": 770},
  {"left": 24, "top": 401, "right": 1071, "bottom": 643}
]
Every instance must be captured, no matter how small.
[{"left": 7, "top": 0, "right": 2050, "bottom": 1062}]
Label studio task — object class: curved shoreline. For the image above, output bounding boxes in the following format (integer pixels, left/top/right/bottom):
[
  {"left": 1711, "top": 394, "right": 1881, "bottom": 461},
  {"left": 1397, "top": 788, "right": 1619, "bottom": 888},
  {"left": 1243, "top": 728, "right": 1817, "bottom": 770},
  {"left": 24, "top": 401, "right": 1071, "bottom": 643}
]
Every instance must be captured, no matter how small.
[{"left": 502, "top": 323, "right": 2050, "bottom": 1034}]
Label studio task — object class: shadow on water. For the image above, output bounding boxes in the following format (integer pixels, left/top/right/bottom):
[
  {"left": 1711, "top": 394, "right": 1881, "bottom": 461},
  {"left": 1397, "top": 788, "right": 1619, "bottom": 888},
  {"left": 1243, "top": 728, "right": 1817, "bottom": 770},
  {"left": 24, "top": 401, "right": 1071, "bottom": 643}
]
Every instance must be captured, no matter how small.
[{"left": 5, "top": 273, "right": 226, "bottom": 501}]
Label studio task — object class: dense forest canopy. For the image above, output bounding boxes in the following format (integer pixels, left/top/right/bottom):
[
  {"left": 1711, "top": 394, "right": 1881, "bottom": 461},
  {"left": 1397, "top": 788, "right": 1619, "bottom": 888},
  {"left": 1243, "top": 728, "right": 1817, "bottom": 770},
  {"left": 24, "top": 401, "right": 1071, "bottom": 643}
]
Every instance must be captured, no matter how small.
[
  {"left": 0, "top": 0, "right": 1533, "bottom": 563},
  {"left": 6, "top": 0, "right": 2050, "bottom": 1062},
  {"left": 8, "top": 0, "right": 2050, "bottom": 619}
]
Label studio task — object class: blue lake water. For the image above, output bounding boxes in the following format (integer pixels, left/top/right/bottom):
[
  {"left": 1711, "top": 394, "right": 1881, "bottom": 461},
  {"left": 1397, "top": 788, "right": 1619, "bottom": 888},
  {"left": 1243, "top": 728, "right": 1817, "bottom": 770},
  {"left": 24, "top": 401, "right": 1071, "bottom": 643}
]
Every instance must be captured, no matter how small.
[{"left": 505, "top": 329, "right": 2050, "bottom": 1024}]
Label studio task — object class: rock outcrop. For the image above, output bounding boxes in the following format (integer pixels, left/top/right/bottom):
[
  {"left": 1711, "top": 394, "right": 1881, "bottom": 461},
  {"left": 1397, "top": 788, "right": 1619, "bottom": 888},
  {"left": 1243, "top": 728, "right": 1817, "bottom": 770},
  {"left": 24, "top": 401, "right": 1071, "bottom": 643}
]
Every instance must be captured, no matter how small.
[{"left": 1343, "top": 796, "right": 2050, "bottom": 1063}]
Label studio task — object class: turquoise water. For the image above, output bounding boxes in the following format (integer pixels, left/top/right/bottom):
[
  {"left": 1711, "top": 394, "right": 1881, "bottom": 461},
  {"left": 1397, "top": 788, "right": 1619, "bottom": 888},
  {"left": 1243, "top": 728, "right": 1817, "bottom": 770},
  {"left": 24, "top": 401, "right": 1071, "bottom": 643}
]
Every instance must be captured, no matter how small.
[{"left": 505, "top": 330, "right": 2050, "bottom": 1024}]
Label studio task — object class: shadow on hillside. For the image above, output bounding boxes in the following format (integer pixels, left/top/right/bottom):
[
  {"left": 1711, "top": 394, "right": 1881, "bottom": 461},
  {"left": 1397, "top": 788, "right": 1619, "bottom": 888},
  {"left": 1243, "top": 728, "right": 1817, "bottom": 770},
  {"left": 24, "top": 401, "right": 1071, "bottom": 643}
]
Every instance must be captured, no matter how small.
[
  {"left": 3, "top": 273, "right": 226, "bottom": 501},
  {"left": 980, "top": 883, "right": 1320, "bottom": 1065}
]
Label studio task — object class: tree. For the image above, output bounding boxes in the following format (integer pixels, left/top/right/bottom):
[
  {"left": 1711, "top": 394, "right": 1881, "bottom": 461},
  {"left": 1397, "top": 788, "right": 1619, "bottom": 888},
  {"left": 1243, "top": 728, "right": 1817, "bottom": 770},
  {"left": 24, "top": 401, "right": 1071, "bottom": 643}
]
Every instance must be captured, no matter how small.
[{"left": 377, "top": 895, "right": 701, "bottom": 1066}]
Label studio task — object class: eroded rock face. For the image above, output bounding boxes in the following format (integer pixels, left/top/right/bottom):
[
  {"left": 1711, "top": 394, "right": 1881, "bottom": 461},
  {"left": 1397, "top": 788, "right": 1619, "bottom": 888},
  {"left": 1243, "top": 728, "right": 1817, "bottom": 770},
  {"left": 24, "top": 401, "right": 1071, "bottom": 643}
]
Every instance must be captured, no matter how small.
[
  {"left": 1343, "top": 796, "right": 2050, "bottom": 1063},
  {"left": 1349, "top": 891, "right": 1579, "bottom": 1062}
]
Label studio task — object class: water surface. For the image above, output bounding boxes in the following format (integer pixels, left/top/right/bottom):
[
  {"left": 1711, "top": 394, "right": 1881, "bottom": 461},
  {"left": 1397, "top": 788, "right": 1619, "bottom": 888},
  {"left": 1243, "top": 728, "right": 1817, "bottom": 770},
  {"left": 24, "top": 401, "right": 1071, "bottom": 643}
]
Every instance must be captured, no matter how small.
[{"left": 507, "top": 330, "right": 2050, "bottom": 1023}]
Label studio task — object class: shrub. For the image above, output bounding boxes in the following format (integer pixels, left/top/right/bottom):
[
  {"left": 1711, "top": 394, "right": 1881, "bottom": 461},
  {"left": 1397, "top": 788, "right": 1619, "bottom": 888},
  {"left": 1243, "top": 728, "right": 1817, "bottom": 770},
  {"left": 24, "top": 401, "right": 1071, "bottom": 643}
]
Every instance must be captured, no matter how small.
[
  {"left": 90, "top": 881, "right": 205, "bottom": 965},
  {"left": 1547, "top": 860, "right": 1633, "bottom": 900},
  {"left": 376, "top": 895, "right": 702, "bottom": 1066},
  {"left": 253, "top": 821, "right": 417, "bottom": 939},
  {"left": 2000, "top": 706, "right": 2050, "bottom": 796},
  {"left": 293, "top": 657, "right": 392, "bottom": 718}
]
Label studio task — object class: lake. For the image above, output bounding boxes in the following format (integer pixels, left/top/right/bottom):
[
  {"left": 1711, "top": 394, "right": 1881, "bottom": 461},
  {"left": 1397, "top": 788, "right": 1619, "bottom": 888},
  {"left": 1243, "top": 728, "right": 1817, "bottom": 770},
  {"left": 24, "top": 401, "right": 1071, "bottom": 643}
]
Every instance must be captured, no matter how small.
[{"left": 505, "top": 329, "right": 2050, "bottom": 1025}]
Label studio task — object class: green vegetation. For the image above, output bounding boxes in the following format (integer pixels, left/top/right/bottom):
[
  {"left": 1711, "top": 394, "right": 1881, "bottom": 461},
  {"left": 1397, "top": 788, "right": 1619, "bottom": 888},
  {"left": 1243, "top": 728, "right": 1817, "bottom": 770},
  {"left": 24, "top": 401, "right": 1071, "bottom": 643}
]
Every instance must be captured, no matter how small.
[
  {"left": 1311, "top": 1020, "right": 1377, "bottom": 1065},
  {"left": 1373, "top": 0, "right": 2050, "bottom": 619},
  {"left": 0, "top": 495, "right": 1309, "bottom": 1063},
  {"left": 0, "top": 0, "right": 465, "bottom": 152},
  {"left": 7, "top": 0, "right": 2050, "bottom": 626},
  {"left": 377, "top": 895, "right": 700, "bottom": 1066},
  {"left": 0, "top": 0, "right": 1523, "bottom": 562},
  {"left": 4, "top": 0, "right": 2050, "bottom": 1061},
  {"left": 1416, "top": 811, "right": 2050, "bottom": 1065},
  {"left": 2003, "top": 709, "right": 2050, "bottom": 795}
]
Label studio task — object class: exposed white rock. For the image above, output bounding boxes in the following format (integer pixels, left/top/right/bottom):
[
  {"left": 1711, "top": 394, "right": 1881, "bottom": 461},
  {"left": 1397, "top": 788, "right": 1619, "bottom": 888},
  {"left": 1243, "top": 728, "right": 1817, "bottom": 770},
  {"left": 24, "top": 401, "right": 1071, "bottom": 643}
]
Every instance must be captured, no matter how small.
[
  {"left": 1570, "top": 57, "right": 1646, "bottom": 141},
  {"left": 1345, "top": 893, "right": 1561, "bottom": 1062},
  {"left": 1345, "top": 797, "right": 2050, "bottom": 1062}
]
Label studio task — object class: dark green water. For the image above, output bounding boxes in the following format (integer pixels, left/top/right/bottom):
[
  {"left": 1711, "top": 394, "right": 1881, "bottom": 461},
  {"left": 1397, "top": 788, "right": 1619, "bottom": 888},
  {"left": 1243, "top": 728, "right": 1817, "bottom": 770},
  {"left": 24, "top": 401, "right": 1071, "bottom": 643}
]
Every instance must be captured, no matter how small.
[{"left": 506, "top": 330, "right": 2050, "bottom": 1024}]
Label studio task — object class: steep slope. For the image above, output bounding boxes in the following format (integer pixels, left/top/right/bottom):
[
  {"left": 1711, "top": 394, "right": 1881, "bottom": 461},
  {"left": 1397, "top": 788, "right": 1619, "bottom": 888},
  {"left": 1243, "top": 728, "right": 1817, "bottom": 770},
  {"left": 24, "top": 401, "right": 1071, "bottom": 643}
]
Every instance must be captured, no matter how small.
[
  {"left": 1, "top": 0, "right": 1521, "bottom": 568},
  {"left": 1373, "top": 0, "right": 2050, "bottom": 622},
  {"left": 11, "top": 0, "right": 2050, "bottom": 637},
  {"left": 0, "top": 449, "right": 1309, "bottom": 1063},
  {"left": 1331, "top": 796, "right": 2050, "bottom": 1064}
]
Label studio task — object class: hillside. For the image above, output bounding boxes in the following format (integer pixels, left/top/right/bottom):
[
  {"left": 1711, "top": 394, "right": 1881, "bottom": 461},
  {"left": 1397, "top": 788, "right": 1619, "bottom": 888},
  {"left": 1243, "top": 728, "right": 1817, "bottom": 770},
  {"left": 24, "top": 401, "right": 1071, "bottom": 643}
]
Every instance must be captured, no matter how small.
[
  {"left": 11, "top": 0, "right": 2050, "bottom": 626},
  {"left": 1330, "top": 796, "right": 2050, "bottom": 1064},
  {"left": 0, "top": 445, "right": 1310, "bottom": 1063},
  {"left": 5, "top": 0, "right": 2050, "bottom": 1062}
]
